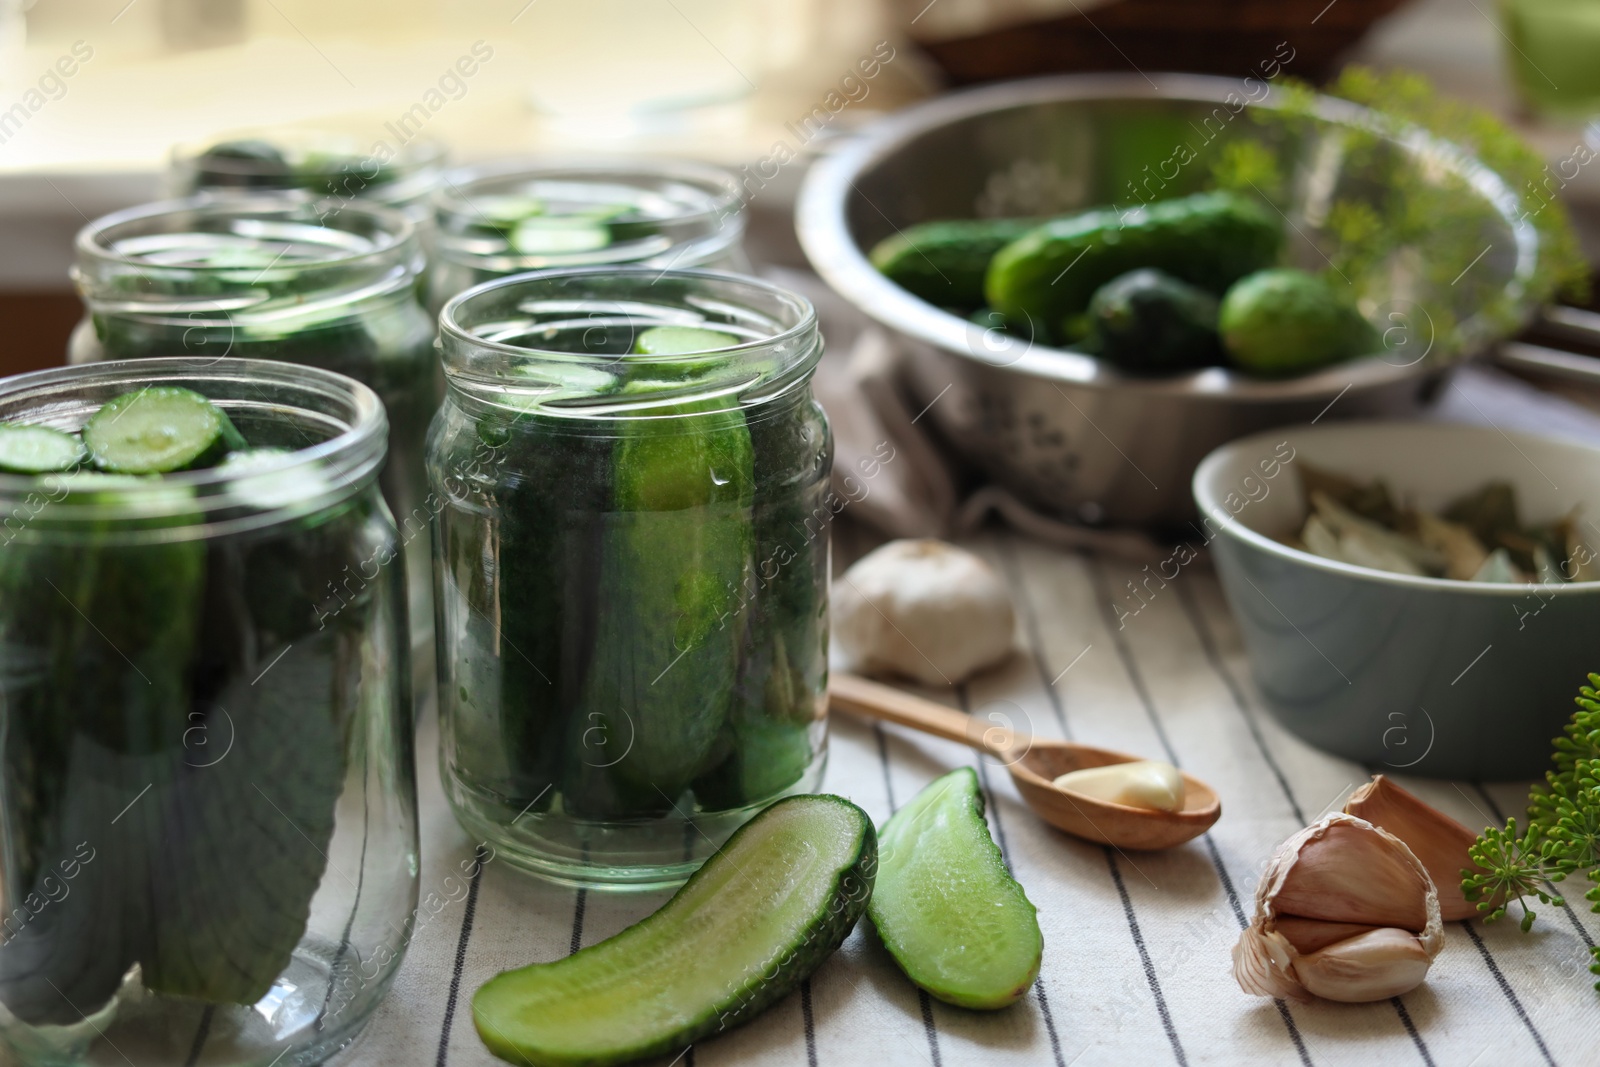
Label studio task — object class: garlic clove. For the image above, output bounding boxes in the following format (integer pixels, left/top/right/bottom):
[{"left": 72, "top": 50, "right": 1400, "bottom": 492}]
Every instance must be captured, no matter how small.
[
  {"left": 1234, "top": 813, "right": 1444, "bottom": 1003},
  {"left": 1268, "top": 820, "right": 1431, "bottom": 931},
  {"left": 1272, "top": 917, "right": 1384, "bottom": 956},
  {"left": 1343, "top": 775, "right": 1484, "bottom": 922},
  {"left": 1052, "top": 760, "right": 1185, "bottom": 812},
  {"left": 1293, "top": 927, "right": 1437, "bottom": 1003}
]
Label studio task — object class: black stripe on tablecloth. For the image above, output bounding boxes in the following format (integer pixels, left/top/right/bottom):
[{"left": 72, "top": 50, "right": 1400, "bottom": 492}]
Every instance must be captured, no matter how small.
[
  {"left": 569, "top": 888, "right": 588, "bottom": 957},
  {"left": 1177, "top": 583, "right": 1305, "bottom": 824},
  {"left": 1090, "top": 558, "right": 1313, "bottom": 1066},
  {"left": 874, "top": 721, "right": 944, "bottom": 1067},
  {"left": 1390, "top": 997, "right": 1436, "bottom": 1067},
  {"left": 436, "top": 843, "right": 489, "bottom": 1067},
  {"left": 1475, "top": 784, "right": 1598, "bottom": 953},
  {"left": 1462, "top": 920, "right": 1558, "bottom": 1066},
  {"left": 1104, "top": 847, "right": 1189, "bottom": 1067},
  {"left": 183, "top": 1006, "right": 214, "bottom": 1067},
  {"left": 801, "top": 980, "right": 819, "bottom": 1067}
]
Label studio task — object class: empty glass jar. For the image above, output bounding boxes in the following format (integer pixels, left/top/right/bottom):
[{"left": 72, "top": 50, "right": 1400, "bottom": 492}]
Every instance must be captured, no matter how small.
[
  {"left": 0, "top": 358, "right": 418, "bottom": 1067},
  {"left": 431, "top": 268, "right": 829, "bottom": 888},
  {"left": 426, "top": 158, "right": 747, "bottom": 312},
  {"left": 68, "top": 195, "right": 439, "bottom": 690}
]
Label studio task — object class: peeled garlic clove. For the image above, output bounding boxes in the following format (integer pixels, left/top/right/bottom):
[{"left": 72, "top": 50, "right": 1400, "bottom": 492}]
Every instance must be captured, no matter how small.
[
  {"left": 833, "top": 539, "right": 1015, "bottom": 686},
  {"left": 1269, "top": 820, "right": 1431, "bottom": 931},
  {"left": 1053, "top": 760, "right": 1185, "bottom": 812},
  {"left": 1293, "top": 927, "right": 1438, "bottom": 1002},
  {"left": 1233, "top": 813, "right": 1443, "bottom": 1003},
  {"left": 1343, "top": 775, "right": 1483, "bottom": 922}
]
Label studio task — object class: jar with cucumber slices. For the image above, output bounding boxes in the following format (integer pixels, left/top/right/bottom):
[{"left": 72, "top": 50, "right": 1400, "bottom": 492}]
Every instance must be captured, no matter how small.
[
  {"left": 0, "top": 359, "right": 417, "bottom": 1067},
  {"left": 426, "top": 159, "right": 748, "bottom": 314},
  {"left": 432, "top": 268, "right": 829, "bottom": 888},
  {"left": 68, "top": 195, "right": 439, "bottom": 693},
  {"left": 170, "top": 129, "right": 446, "bottom": 224}
]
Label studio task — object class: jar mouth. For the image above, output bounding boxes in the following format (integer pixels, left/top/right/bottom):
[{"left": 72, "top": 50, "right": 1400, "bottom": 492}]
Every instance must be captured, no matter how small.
[
  {"left": 74, "top": 195, "right": 422, "bottom": 322},
  {"left": 432, "top": 157, "right": 745, "bottom": 272},
  {"left": 0, "top": 358, "right": 387, "bottom": 539},
  {"left": 438, "top": 268, "right": 820, "bottom": 417}
]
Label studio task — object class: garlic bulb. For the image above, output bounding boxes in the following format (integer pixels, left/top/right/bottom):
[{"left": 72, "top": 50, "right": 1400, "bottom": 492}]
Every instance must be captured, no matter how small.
[
  {"left": 1342, "top": 775, "right": 1483, "bottom": 922},
  {"left": 1233, "top": 813, "right": 1443, "bottom": 1003},
  {"left": 833, "top": 539, "right": 1015, "bottom": 685}
]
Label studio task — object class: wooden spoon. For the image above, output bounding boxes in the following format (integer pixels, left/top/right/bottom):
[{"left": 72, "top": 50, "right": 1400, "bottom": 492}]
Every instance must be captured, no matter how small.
[{"left": 829, "top": 672, "right": 1221, "bottom": 850}]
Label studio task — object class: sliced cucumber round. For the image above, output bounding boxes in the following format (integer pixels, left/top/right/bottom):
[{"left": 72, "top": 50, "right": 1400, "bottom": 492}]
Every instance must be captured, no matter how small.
[
  {"left": 83, "top": 387, "right": 247, "bottom": 474},
  {"left": 510, "top": 217, "right": 611, "bottom": 255},
  {"left": 473, "top": 794, "right": 876, "bottom": 1067},
  {"left": 870, "top": 767, "right": 1042, "bottom": 1009},
  {"left": 632, "top": 326, "right": 740, "bottom": 356},
  {"left": 0, "top": 424, "right": 87, "bottom": 474}
]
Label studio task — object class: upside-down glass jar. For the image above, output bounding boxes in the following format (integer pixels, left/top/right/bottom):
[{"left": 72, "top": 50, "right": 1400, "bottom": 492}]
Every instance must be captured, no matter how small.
[
  {"left": 426, "top": 158, "right": 748, "bottom": 313},
  {"left": 68, "top": 196, "right": 439, "bottom": 694},
  {"left": 0, "top": 359, "right": 418, "bottom": 1067},
  {"left": 431, "top": 269, "right": 829, "bottom": 889},
  {"left": 169, "top": 128, "right": 446, "bottom": 226}
]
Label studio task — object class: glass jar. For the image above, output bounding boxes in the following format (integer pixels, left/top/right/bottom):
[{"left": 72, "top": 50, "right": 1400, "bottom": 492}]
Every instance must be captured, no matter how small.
[
  {"left": 68, "top": 195, "right": 439, "bottom": 693},
  {"left": 431, "top": 268, "right": 829, "bottom": 889},
  {"left": 0, "top": 358, "right": 418, "bottom": 1067},
  {"left": 169, "top": 128, "right": 446, "bottom": 226},
  {"left": 426, "top": 158, "right": 748, "bottom": 313}
]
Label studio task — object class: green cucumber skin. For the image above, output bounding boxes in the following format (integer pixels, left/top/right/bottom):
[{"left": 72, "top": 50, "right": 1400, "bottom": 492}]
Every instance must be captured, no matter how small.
[
  {"left": 569, "top": 405, "right": 755, "bottom": 815},
  {"left": 869, "top": 218, "right": 1042, "bottom": 309},
  {"left": 472, "top": 794, "right": 877, "bottom": 1067},
  {"left": 869, "top": 767, "right": 1042, "bottom": 1010},
  {"left": 985, "top": 192, "right": 1282, "bottom": 341}
]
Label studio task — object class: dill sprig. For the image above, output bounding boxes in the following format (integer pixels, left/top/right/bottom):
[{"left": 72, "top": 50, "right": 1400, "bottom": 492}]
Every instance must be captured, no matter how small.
[{"left": 1462, "top": 674, "right": 1600, "bottom": 990}]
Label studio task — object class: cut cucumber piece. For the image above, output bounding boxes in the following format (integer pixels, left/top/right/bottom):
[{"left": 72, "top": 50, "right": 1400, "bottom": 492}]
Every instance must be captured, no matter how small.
[
  {"left": 0, "top": 424, "right": 86, "bottom": 474},
  {"left": 83, "top": 387, "right": 246, "bottom": 474},
  {"left": 632, "top": 326, "right": 739, "bottom": 356},
  {"left": 511, "top": 217, "right": 611, "bottom": 255},
  {"left": 473, "top": 794, "right": 876, "bottom": 1067},
  {"left": 870, "top": 767, "right": 1042, "bottom": 1010}
]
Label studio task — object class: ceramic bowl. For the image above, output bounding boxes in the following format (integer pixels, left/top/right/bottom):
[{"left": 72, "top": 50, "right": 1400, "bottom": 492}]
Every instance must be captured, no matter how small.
[{"left": 1193, "top": 421, "right": 1600, "bottom": 778}]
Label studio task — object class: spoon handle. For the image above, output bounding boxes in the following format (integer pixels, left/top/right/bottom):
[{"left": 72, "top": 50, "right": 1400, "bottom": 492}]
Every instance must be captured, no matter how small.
[{"left": 829, "top": 673, "right": 1022, "bottom": 760}]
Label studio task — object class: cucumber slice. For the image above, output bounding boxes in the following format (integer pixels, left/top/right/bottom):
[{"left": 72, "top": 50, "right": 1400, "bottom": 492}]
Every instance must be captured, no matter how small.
[
  {"left": 475, "top": 195, "right": 545, "bottom": 226},
  {"left": 632, "top": 326, "right": 739, "bottom": 355},
  {"left": 870, "top": 767, "right": 1042, "bottom": 1009},
  {"left": 83, "top": 387, "right": 247, "bottom": 474},
  {"left": 473, "top": 794, "right": 876, "bottom": 1067},
  {"left": 0, "top": 424, "right": 86, "bottom": 474},
  {"left": 510, "top": 217, "right": 611, "bottom": 255}
]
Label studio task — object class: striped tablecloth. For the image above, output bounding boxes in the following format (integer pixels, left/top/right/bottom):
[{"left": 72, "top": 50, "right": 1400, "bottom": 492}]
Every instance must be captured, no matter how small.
[{"left": 349, "top": 525, "right": 1598, "bottom": 1067}]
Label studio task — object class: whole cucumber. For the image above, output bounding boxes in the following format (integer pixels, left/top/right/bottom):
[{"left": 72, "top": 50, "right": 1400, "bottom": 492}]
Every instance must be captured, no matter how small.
[
  {"left": 869, "top": 218, "right": 1043, "bottom": 309},
  {"left": 985, "top": 192, "right": 1282, "bottom": 340}
]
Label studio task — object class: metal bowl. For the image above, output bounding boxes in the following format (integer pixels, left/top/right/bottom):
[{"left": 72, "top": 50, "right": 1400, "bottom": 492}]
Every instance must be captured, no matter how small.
[{"left": 796, "top": 74, "right": 1543, "bottom": 526}]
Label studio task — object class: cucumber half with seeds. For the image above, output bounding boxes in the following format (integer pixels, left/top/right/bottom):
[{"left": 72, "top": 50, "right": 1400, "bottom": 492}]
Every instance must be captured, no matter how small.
[
  {"left": 83, "top": 387, "right": 246, "bottom": 474},
  {"left": 0, "top": 424, "right": 86, "bottom": 474},
  {"left": 870, "top": 767, "right": 1042, "bottom": 1009},
  {"left": 473, "top": 794, "right": 876, "bottom": 1067}
]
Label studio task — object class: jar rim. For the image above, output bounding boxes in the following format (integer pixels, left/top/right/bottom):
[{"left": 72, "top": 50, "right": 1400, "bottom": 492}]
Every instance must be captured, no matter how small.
[
  {"left": 434, "top": 155, "right": 743, "bottom": 229},
  {"left": 76, "top": 193, "right": 418, "bottom": 276},
  {"left": 439, "top": 266, "right": 817, "bottom": 363},
  {"left": 0, "top": 358, "right": 388, "bottom": 533}
]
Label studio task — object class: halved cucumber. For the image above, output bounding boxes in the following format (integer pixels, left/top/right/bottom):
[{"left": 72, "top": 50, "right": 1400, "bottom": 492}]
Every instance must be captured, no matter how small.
[
  {"left": 870, "top": 767, "right": 1042, "bottom": 1009},
  {"left": 83, "top": 387, "right": 247, "bottom": 474},
  {"left": 0, "top": 424, "right": 86, "bottom": 474},
  {"left": 473, "top": 794, "right": 876, "bottom": 1067}
]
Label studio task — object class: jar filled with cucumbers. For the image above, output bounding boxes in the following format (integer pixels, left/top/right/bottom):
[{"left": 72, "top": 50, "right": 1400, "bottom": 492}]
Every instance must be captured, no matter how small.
[
  {"left": 426, "top": 159, "right": 748, "bottom": 313},
  {"left": 432, "top": 268, "right": 830, "bottom": 889},
  {"left": 0, "top": 359, "right": 418, "bottom": 1067},
  {"left": 169, "top": 128, "right": 446, "bottom": 224},
  {"left": 68, "top": 195, "right": 440, "bottom": 695}
]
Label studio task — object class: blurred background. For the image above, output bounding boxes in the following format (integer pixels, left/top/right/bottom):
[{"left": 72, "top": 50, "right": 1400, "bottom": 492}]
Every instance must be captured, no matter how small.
[{"left": 2, "top": 0, "right": 1599, "bottom": 376}]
